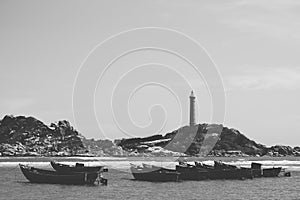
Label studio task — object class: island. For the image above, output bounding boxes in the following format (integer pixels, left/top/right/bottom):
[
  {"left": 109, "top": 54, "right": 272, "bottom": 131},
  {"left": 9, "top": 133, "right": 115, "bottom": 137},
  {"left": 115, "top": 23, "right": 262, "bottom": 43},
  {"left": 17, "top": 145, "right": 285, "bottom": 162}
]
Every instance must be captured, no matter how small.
[{"left": 0, "top": 115, "right": 299, "bottom": 157}]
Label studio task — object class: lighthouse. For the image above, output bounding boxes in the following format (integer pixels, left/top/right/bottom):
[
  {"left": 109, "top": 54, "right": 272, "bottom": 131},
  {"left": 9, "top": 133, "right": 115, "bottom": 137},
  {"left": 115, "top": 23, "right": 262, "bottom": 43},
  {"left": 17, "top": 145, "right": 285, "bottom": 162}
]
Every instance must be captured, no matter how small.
[{"left": 189, "top": 91, "right": 196, "bottom": 126}]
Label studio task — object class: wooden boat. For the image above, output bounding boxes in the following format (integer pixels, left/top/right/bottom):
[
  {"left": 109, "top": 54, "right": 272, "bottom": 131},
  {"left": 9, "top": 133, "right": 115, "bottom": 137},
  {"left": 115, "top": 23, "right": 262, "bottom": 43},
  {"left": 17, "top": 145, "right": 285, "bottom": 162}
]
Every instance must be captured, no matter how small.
[
  {"left": 214, "top": 161, "right": 253, "bottom": 179},
  {"left": 262, "top": 167, "right": 282, "bottom": 177},
  {"left": 195, "top": 161, "right": 253, "bottom": 180},
  {"left": 240, "top": 167, "right": 254, "bottom": 179},
  {"left": 250, "top": 162, "right": 262, "bottom": 177},
  {"left": 50, "top": 161, "right": 104, "bottom": 173},
  {"left": 176, "top": 163, "right": 209, "bottom": 180},
  {"left": 130, "top": 164, "right": 180, "bottom": 182},
  {"left": 19, "top": 164, "right": 104, "bottom": 185},
  {"left": 250, "top": 162, "right": 281, "bottom": 178}
]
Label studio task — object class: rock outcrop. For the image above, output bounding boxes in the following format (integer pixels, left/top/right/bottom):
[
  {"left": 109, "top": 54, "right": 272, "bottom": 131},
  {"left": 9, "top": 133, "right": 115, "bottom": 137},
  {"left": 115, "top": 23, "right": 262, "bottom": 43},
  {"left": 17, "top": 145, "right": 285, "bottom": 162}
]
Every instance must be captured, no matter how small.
[
  {"left": 0, "top": 115, "right": 85, "bottom": 156},
  {"left": 266, "top": 145, "right": 300, "bottom": 157}
]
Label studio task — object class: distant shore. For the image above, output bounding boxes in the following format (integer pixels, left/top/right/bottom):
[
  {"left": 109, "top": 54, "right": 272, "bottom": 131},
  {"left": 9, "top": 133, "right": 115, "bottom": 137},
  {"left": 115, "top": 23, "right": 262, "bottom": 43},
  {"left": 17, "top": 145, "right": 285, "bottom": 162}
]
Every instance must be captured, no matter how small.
[
  {"left": 1, "top": 155, "right": 300, "bottom": 162},
  {"left": 1, "top": 115, "right": 299, "bottom": 159},
  {"left": 1, "top": 156, "right": 300, "bottom": 172}
]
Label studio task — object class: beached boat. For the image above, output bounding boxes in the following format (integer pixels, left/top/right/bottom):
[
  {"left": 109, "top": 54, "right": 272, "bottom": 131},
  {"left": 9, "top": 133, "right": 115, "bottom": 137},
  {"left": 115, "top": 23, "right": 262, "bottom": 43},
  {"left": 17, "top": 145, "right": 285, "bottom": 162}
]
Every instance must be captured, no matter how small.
[
  {"left": 50, "top": 161, "right": 104, "bottom": 173},
  {"left": 19, "top": 164, "right": 105, "bottom": 185},
  {"left": 130, "top": 164, "right": 180, "bottom": 182}
]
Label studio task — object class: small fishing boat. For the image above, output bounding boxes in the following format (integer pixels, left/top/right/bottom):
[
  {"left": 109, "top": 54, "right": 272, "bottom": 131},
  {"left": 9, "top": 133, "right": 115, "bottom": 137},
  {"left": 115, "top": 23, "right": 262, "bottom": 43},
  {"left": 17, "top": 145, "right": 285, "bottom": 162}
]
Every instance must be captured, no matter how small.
[
  {"left": 195, "top": 161, "right": 253, "bottom": 180},
  {"left": 239, "top": 167, "right": 254, "bottom": 179},
  {"left": 130, "top": 164, "right": 180, "bottom": 182},
  {"left": 250, "top": 162, "right": 282, "bottom": 178},
  {"left": 19, "top": 164, "right": 106, "bottom": 185},
  {"left": 130, "top": 161, "right": 287, "bottom": 182},
  {"left": 251, "top": 162, "right": 263, "bottom": 177},
  {"left": 50, "top": 161, "right": 104, "bottom": 173},
  {"left": 262, "top": 167, "right": 282, "bottom": 177},
  {"left": 176, "top": 163, "right": 209, "bottom": 180}
]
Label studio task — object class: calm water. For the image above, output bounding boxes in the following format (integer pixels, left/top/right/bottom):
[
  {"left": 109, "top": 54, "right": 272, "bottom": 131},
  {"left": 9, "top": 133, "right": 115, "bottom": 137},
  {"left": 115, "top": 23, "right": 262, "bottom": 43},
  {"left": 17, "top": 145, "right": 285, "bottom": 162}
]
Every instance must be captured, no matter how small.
[{"left": 0, "top": 157, "right": 299, "bottom": 200}]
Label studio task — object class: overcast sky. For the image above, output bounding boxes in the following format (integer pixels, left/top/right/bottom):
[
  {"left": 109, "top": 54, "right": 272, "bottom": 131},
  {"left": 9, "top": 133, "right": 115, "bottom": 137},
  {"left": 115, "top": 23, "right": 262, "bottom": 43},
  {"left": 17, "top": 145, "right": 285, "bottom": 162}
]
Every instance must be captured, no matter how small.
[{"left": 0, "top": 0, "right": 299, "bottom": 146}]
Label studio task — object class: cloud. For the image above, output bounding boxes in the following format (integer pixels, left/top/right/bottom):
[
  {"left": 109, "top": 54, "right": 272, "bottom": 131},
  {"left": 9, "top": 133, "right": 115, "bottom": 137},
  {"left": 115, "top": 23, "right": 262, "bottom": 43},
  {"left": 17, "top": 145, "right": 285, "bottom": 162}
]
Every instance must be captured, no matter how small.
[{"left": 225, "top": 67, "right": 300, "bottom": 90}]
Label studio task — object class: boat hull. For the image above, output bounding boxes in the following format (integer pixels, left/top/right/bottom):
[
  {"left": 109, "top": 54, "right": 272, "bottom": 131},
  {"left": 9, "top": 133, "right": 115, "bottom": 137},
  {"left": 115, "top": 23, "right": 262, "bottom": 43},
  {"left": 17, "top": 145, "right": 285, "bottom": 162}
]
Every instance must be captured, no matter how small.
[
  {"left": 130, "top": 162, "right": 284, "bottom": 182},
  {"left": 130, "top": 166, "right": 180, "bottom": 182},
  {"left": 176, "top": 165, "right": 209, "bottom": 180},
  {"left": 262, "top": 167, "right": 282, "bottom": 177},
  {"left": 195, "top": 163, "right": 253, "bottom": 180},
  {"left": 20, "top": 164, "right": 100, "bottom": 185}
]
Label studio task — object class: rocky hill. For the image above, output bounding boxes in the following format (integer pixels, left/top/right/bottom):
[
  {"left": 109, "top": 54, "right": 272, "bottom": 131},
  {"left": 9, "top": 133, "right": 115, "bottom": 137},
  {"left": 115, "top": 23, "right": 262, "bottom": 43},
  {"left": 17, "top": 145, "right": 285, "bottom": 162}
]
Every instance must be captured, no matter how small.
[
  {"left": 0, "top": 115, "right": 85, "bottom": 156},
  {"left": 0, "top": 115, "right": 299, "bottom": 157},
  {"left": 117, "top": 124, "right": 300, "bottom": 157}
]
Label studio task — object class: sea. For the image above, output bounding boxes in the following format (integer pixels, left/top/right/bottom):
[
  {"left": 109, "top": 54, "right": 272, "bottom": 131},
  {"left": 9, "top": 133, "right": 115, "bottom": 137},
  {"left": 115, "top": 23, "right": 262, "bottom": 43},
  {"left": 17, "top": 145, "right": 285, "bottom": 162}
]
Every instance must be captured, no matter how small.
[{"left": 0, "top": 156, "right": 299, "bottom": 200}]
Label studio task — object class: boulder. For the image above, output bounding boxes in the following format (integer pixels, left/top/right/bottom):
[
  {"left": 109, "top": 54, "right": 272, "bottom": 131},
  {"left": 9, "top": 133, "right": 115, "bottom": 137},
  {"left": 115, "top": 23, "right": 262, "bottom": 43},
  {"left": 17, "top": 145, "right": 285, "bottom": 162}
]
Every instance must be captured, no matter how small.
[{"left": 268, "top": 145, "right": 294, "bottom": 156}]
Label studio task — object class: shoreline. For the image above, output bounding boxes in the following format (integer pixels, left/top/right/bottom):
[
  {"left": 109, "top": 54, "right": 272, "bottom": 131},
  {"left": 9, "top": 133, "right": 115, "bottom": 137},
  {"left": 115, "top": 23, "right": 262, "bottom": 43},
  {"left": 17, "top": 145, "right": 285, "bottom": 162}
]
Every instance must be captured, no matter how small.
[
  {"left": 1, "top": 155, "right": 300, "bottom": 162},
  {"left": 1, "top": 156, "right": 300, "bottom": 172}
]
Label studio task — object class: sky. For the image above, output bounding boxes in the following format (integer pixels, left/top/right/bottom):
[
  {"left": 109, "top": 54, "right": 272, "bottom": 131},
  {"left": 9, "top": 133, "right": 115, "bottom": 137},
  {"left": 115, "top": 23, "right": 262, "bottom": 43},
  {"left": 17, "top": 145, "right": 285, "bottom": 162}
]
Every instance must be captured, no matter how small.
[{"left": 0, "top": 0, "right": 299, "bottom": 146}]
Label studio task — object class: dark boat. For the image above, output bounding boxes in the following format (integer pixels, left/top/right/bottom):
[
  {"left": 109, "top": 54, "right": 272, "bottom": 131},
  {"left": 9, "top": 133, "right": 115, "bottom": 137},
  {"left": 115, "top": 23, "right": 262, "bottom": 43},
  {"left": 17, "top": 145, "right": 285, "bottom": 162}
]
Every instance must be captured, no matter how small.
[
  {"left": 176, "top": 163, "right": 209, "bottom": 180},
  {"left": 19, "top": 164, "right": 105, "bottom": 185},
  {"left": 130, "top": 161, "right": 285, "bottom": 182},
  {"left": 239, "top": 167, "right": 254, "bottom": 179},
  {"left": 262, "top": 167, "right": 282, "bottom": 177},
  {"left": 251, "top": 162, "right": 262, "bottom": 177},
  {"left": 250, "top": 162, "right": 282, "bottom": 178},
  {"left": 215, "top": 161, "right": 254, "bottom": 179},
  {"left": 130, "top": 164, "right": 180, "bottom": 182},
  {"left": 195, "top": 161, "right": 253, "bottom": 180},
  {"left": 214, "top": 161, "right": 253, "bottom": 179},
  {"left": 51, "top": 161, "right": 104, "bottom": 173}
]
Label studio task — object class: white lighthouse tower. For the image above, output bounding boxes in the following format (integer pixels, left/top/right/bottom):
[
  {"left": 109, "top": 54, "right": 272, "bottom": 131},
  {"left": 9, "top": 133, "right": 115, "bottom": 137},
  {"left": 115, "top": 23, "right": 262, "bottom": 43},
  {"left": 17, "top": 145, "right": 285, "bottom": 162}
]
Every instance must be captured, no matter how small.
[{"left": 189, "top": 91, "right": 196, "bottom": 126}]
